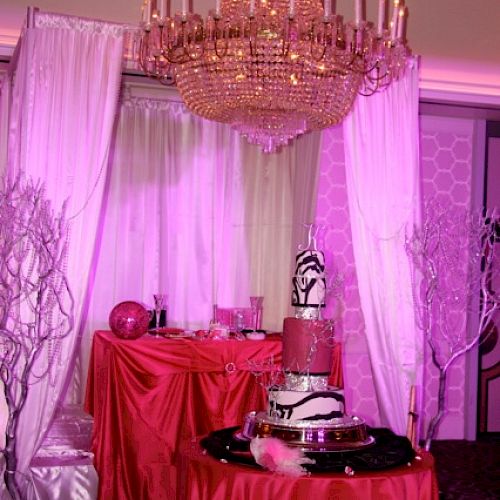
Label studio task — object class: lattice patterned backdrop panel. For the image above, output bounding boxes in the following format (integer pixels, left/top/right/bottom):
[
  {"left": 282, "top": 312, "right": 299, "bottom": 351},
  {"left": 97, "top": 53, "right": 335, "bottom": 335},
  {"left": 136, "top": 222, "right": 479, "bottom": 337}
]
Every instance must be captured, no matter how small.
[{"left": 316, "top": 115, "right": 475, "bottom": 438}]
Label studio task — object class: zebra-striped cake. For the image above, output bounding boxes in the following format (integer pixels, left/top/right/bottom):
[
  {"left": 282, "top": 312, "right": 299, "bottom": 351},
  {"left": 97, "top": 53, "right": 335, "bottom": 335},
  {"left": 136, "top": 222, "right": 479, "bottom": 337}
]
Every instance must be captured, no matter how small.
[
  {"left": 268, "top": 387, "right": 345, "bottom": 421},
  {"left": 291, "top": 250, "right": 326, "bottom": 307}
]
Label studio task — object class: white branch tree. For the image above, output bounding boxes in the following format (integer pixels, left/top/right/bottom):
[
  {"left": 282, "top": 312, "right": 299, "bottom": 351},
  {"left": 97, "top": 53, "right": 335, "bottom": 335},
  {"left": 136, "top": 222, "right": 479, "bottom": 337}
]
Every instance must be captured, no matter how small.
[
  {"left": 0, "top": 175, "right": 74, "bottom": 499},
  {"left": 406, "top": 202, "right": 499, "bottom": 451}
]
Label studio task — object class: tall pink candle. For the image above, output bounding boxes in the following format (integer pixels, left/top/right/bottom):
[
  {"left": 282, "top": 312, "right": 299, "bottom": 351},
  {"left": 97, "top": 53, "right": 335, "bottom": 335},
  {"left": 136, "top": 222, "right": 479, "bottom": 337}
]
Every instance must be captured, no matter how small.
[{"left": 406, "top": 385, "right": 416, "bottom": 444}]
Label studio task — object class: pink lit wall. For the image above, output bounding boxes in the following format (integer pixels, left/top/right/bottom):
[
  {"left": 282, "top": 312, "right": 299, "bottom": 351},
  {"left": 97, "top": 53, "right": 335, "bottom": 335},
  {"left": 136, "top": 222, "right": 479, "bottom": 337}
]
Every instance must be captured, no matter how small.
[
  {"left": 487, "top": 138, "right": 500, "bottom": 210},
  {"left": 315, "top": 125, "right": 381, "bottom": 426},
  {"left": 315, "top": 115, "right": 476, "bottom": 438},
  {"left": 484, "top": 136, "right": 500, "bottom": 432},
  {"left": 420, "top": 116, "right": 474, "bottom": 439}
]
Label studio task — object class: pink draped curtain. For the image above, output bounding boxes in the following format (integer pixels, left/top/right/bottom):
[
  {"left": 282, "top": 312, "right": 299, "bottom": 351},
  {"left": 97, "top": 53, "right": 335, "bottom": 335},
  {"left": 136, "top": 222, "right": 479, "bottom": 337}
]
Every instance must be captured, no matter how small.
[
  {"left": 0, "top": 67, "right": 9, "bottom": 177},
  {"left": 76, "top": 87, "right": 322, "bottom": 400},
  {"left": 5, "top": 11, "right": 124, "bottom": 496},
  {"left": 1, "top": 11, "right": 323, "bottom": 497},
  {"left": 342, "top": 61, "right": 422, "bottom": 436}
]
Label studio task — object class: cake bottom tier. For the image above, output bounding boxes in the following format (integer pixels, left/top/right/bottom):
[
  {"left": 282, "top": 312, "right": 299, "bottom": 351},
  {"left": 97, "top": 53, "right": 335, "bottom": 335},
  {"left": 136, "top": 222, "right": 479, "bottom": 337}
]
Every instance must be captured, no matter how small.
[{"left": 268, "top": 386, "right": 345, "bottom": 421}]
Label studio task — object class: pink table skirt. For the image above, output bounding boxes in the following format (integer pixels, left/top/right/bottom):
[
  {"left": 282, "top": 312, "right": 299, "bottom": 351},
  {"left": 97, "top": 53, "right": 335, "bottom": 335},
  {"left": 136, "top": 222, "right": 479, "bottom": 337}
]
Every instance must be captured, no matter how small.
[
  {"left": 178, "top": 439, "right": 439, "bottom": 500},
  {"left": 85, "top": 331, "right": 343, "bottom": 499}
]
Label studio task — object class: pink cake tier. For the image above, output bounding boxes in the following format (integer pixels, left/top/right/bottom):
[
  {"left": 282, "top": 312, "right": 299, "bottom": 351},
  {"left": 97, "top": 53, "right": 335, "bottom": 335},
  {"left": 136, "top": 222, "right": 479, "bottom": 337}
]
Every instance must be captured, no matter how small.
[{"left": 282, "top": 318, "right": 333, "bottom": 375}]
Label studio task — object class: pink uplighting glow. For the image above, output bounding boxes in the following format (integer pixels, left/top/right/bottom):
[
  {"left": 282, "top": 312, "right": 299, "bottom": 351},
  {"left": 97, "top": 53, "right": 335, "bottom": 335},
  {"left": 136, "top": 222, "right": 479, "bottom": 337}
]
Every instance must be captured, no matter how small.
[
  {"left": 315, "top": 114, "right": 478, "bottom": 439},
  {"left": 0, "top": 3, "right": 499, "bottom": 500},
  {"left": 420, "top": 57, "right": 500, "bottom": 106}
]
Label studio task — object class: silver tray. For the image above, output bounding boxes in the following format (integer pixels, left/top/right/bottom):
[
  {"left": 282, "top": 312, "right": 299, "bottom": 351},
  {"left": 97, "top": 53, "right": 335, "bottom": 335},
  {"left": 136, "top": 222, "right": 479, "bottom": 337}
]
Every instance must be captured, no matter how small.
[{"left": 239, "top": 411, "right": 375, "bottom": 452}]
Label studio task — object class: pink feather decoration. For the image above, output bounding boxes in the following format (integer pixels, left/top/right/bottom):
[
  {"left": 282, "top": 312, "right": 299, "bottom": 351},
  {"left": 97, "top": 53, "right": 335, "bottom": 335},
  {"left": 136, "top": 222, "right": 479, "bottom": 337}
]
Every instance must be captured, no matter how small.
[{"left": 250, "top": 437, "right": 315, "bottom": 476}]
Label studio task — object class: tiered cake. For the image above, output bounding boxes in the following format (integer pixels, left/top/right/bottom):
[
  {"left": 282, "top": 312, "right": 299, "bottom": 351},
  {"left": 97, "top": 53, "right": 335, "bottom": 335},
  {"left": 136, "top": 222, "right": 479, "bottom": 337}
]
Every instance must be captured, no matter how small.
[{"left": 242, "top": 248, "right": 373, "bottom": 451}]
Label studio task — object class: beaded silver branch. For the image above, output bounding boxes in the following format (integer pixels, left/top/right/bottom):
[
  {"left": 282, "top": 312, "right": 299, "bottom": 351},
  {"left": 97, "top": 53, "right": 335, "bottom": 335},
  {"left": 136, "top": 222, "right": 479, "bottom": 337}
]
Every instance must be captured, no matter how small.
[
  {"left": 0, "top": 175, "right": 74, "bottom": 499},
  {"left": 405, "top": 202, "right": 499, "bottom": 451}
]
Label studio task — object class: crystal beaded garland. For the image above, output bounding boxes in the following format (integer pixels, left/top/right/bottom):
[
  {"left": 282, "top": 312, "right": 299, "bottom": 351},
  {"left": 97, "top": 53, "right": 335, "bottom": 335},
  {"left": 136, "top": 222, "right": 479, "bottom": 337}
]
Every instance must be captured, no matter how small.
[{"left": 139, "top": 0, "right": 410, "bottom": 152}]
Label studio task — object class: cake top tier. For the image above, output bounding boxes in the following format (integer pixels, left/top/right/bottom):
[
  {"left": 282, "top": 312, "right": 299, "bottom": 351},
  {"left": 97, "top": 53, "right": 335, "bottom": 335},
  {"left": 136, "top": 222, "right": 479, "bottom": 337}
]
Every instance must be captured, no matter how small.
[
  {"left": 292, "top": 250, "right": 326, "bottom": 307},
  {"left": 294, "top": 250, "right": 325, "bottom": 277}
]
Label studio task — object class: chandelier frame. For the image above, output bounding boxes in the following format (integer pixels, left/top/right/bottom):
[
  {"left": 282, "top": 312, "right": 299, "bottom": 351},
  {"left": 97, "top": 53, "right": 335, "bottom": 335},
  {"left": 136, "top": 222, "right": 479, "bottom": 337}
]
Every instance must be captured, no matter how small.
[{"left": 137, "top": 0, "right": 411, "bottom": 152}]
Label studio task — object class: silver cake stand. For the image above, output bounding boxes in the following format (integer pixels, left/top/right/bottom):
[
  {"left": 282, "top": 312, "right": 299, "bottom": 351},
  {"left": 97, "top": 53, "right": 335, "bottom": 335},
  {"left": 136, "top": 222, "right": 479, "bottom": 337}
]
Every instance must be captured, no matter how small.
[{"left": 238, "top": 411, "right": 375, "bottom": 452}]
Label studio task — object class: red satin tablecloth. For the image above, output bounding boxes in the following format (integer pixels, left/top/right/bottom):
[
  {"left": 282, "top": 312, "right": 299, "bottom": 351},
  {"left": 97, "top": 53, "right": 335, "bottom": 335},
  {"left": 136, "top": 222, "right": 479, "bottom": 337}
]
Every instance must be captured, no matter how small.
[
  {"left": 85, "top": 331, "right": 342, "bottom": 499},
  {"left": 179, "top": 440, "right": 439, "bottom": 500}
]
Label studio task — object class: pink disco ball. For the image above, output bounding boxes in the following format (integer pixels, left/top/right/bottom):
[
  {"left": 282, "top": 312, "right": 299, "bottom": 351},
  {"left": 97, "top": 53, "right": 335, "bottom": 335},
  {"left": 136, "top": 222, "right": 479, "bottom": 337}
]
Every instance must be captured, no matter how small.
[{"left": 109, "top": 301, "right": 150, "bottom": 340}]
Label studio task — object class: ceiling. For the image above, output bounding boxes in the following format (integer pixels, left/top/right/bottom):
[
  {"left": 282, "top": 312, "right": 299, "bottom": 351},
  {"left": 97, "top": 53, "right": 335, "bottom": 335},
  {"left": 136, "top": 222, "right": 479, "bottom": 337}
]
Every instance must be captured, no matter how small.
[{"left": 1, "top": 0, "right": 499, "bottom": 105}]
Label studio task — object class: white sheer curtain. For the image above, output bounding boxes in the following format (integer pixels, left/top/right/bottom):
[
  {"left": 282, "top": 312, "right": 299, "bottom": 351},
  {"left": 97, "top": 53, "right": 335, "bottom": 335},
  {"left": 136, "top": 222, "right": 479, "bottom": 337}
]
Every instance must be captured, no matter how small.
[
  {"left": 343, "top": 61, "right": 422, "bottom": 435},
  {"left": 239, "top": 133, "right": 323, "bottom": 322},
  {"left": 0, "top": 65, "right": 11, "bottom": 498},
  {"left": 77, "top": 88, "right": 321, "bottom": 399},
  {"left": 5, "top": 12, "right": 124, "bottom": 495},
  {"left": 0, "top": 68, "right": 10, "bottom": 177}
]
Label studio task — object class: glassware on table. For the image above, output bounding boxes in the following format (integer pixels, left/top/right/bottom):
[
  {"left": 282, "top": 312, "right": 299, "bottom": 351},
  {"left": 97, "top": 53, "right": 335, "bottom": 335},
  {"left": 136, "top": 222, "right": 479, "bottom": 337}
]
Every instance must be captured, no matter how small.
[
  {"left": 249, "top": 296, "right": 264, "bottom": 331},
  {"left": 234, "top": 310, "right": 245, "bottom": 332},
  {"left": 231, "top": 310, "right": 247, "bottom": 340},
  {"left": 153, "top": 293, "right": 167, "bottom": 336},
  {"left": 208, "top": 320, "right": 229, "bottom": 340}
]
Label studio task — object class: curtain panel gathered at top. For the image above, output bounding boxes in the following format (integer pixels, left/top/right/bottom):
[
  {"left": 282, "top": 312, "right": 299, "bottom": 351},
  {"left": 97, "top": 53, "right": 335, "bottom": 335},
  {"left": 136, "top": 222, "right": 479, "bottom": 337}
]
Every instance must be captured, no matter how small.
[
  {"left": 0, "top": 68, "right": 10, "bottom": 178},
  {"left": 343, "top": 60, "right": 422, "bottom": 436},
  {"left": 4, "top": 11, "right": 124, "bottom": 496},
  {"left": 76, "top": 91, "right": 322, "bottom": 400}
]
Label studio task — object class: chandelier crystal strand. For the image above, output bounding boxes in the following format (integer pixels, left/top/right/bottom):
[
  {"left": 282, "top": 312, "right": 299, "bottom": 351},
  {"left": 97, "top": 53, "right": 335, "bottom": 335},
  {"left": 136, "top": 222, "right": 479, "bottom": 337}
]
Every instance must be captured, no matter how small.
[{"left": 138, "top": 0, "right": 410, "bottom": 152}]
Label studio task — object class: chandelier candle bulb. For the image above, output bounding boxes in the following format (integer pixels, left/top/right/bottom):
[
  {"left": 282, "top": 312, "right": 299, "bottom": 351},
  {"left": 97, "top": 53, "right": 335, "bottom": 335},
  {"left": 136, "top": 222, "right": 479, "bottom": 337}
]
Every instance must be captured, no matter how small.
[
  {"left": 355, "top": 0, "right": 362, "bottom": 26},
  {"left": 397, "top": 7, "right": 405, "bottom": 39},
  {"left": 324, "top": 0, "right": 331, "bottom": 19},
  {"left": 377, "top": 0, "right": 386, "bottom": 35},
  {"left": 159, "top": 0, "right": 167, "bottom": 19},
  {"left": 391, "top": 0, "right": 400, "bottom": 39},
  {"left": 138, "top": 0, "right": 411, "bottom": 152}
]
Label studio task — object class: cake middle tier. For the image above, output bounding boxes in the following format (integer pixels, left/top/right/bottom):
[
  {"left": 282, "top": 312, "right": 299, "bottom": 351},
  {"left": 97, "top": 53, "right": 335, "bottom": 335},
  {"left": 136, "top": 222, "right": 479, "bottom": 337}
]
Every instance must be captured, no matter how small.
[{"left": 282, "top": 317, "right": 334, "bottom": 374}]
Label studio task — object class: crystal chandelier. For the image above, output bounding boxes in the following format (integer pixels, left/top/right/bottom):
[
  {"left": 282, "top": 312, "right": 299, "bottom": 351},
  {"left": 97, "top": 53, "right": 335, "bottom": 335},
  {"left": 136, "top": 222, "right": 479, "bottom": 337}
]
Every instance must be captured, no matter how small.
[{"left": 138, "top": 0, "right": 410, "bottom": 152}]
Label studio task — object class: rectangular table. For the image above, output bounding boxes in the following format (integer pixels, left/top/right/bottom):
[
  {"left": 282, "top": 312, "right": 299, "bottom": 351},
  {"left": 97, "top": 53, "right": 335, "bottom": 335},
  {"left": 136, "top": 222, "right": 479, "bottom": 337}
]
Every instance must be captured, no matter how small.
[{"left": 85, "top": 331, "right": 342, "bottom": 499}]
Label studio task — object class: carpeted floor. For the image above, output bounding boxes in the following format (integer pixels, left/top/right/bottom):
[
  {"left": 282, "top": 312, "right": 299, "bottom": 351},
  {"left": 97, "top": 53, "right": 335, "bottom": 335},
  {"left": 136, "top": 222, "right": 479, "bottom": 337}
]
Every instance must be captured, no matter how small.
[{"left": 431, "top": 438, "right": 500, "bottom": 499}]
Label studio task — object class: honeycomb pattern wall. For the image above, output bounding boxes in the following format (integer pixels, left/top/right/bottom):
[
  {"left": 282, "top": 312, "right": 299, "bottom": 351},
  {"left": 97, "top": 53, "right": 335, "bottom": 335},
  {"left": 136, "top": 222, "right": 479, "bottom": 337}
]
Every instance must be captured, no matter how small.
[
  {"left": 315, "top": 115, "right": 475, "bottom": 438},
  {"left": 315, "top": 125, "right": 381, "bottom": 426},
  {"left": 420, "top": 115, "right": 473, "bottom": 439}
]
